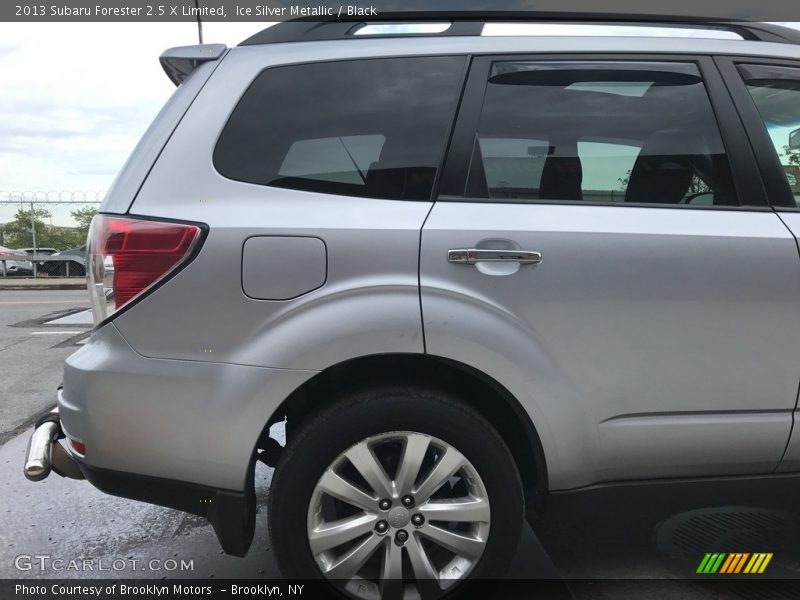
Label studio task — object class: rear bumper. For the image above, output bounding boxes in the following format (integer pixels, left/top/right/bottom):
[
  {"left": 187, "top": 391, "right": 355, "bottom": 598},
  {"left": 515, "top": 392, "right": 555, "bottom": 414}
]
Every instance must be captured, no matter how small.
[
  {"left": 24, "top": 405, "right": 255, "bottom": 557},
  {"left": 58, "top": 323, "right": 314, "bottom": 491},
  {"left": 40, "top": 323, "right": 315, "bottom": 557}
]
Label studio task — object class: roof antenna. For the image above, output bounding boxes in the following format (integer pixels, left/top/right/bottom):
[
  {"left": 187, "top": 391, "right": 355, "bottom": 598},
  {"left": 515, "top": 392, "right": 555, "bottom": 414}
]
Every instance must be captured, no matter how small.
[{"left": 194, "top": 0, "right": 204, "bottom": 44}]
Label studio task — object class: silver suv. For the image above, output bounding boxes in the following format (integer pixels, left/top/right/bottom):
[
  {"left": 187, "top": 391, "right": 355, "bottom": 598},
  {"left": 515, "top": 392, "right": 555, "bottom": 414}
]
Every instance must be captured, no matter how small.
[{"left": 23, "top": 16, "right": 800, "bottom": 597}]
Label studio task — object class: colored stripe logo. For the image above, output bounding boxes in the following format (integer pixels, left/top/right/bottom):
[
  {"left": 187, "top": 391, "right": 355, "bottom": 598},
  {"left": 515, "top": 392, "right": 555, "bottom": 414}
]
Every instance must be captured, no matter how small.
[{"left": 696, "top": 553, "right": 773, "bottom": 574}]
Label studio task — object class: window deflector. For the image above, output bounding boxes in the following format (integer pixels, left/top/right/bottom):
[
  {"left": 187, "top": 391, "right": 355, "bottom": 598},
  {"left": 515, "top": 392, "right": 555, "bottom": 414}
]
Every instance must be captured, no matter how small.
[{"left": 488, "top": 60, "right": 702, "bottom": 84}]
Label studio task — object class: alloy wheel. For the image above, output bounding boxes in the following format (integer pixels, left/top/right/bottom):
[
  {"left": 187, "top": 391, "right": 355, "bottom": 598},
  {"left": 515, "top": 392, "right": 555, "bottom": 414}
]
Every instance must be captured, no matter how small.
[{"left": 307, "top": 431, "right": 491, "bottom": 599}]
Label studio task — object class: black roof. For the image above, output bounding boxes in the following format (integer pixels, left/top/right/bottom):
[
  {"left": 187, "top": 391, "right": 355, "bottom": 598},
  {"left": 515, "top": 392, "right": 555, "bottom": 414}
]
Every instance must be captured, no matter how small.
[{"left": 240, "top": 14, "right": 800, "bottom": 46}]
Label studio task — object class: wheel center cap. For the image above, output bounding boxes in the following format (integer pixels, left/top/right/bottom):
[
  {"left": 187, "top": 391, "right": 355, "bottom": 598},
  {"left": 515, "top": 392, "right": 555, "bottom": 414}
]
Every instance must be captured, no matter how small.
[{"left": 387, "top": 506, "right": 410, "bottom": 528}]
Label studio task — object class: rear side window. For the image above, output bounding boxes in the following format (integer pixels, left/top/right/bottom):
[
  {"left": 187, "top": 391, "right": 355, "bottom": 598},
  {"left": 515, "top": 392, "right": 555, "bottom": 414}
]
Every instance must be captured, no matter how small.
[
  {"left": 738, "top": 64, "right": 800, "bottom": 206},
  {"left": 465, "top": 61, "right": 738, "bottom": 206},
  {"left": 214, "top": 56, "right": 466, "bottom": 201}
]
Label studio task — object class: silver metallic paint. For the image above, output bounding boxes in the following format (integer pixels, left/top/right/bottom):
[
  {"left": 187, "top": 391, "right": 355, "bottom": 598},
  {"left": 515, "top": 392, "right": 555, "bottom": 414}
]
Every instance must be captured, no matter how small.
[
  {"left": 59, "top": 324, "right": 317, "bottom": 490},
  {"left": 772, "top": 211, "right": 800, "bottom": 473},
  {"left": 241, "top": 236, "right": 327, "bottom": 300},
  {"left": 75, "top": 35, "right": 800, "bottom": 495},
  {"left": 101, "top": 61, "right": 220, "bottom": 215},
  {"left": 421, "top": 203, "right": 800, "bottom": 488}
]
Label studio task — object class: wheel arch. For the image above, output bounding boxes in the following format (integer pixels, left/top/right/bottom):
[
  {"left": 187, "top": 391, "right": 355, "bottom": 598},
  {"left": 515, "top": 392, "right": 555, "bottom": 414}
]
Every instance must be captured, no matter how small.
[{"left": 259, "top": 353, "right": 549, "bottom": 515}]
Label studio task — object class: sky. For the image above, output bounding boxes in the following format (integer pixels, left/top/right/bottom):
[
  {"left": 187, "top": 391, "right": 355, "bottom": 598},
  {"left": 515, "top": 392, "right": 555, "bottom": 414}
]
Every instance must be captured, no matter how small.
[
  {"left": 0, "top": 22, "right": 265, "bottom": 226},
  {"left": 0, "top": 21, "right": 799, "bottom": 227}
]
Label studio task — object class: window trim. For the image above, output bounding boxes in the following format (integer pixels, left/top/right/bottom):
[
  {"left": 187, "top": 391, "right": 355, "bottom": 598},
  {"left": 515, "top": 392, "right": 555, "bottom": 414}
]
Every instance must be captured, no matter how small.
[
  {"left": 437, "top": 53, "right": 769, "bottom": 209},
  {"left": 715, "top": 56, "right": 800, "bottom": 210}
]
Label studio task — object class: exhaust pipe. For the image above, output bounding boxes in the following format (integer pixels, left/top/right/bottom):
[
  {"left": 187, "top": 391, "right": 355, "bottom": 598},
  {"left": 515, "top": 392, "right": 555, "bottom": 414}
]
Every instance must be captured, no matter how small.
[
  {"left": 24, "top": 409, "right": 84, "bottom": 481},
  {"left": 24, "top": 420, "right": 60, "bottom": 481}
]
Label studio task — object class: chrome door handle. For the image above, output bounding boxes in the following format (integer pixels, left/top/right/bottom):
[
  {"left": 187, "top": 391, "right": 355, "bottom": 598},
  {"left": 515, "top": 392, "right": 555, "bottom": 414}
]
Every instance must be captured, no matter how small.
[{"left": 447, "top": 249, "right": 542, "bottom": 265}]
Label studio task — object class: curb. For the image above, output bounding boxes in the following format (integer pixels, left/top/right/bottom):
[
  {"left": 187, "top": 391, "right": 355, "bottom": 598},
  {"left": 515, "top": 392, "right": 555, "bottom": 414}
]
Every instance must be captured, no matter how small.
[{"left": 0, "top": 283, "right": 85, "bottom": 290}]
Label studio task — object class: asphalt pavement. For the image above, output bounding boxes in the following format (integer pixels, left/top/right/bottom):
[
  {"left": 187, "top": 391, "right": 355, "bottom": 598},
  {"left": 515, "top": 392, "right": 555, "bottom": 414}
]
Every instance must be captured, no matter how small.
[
  {"left": 0, "top": 289, "right": 89, "bottom": 444},
  {"left": 2, "top": 290, "right": 800, "bottom": 599}
]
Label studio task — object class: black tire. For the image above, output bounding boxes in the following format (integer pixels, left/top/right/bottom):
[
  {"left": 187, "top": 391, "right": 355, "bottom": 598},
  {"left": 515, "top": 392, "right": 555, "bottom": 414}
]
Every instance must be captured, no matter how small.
[{"left": 268, "top": 385, "right": 525, "bottom": 597}]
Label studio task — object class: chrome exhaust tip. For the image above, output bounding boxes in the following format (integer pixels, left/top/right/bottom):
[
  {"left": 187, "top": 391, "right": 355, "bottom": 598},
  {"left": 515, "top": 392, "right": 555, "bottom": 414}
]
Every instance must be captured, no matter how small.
[
  {"left": 25, "top": 459, "right": 48, "bottom": 480},
  {"left": 24, "top": 419, "right": 60, "bottom": 482}
]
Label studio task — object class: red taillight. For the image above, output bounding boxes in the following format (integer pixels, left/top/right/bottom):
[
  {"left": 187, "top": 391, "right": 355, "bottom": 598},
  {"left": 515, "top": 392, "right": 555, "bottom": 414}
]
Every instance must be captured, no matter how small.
[
  {"left": 100, "top": 217, "right": 199, "bottom": 307},
  {"left": 69, "top": 438, "right": 86, "bottom": 455},
  {"left": 87, "top": 215, "right": 201, "bottom": 325}
]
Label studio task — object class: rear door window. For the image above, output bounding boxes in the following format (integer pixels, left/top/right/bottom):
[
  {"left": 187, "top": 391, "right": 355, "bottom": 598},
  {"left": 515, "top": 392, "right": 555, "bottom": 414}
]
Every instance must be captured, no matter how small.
[
  {"left": 737, "top": 64, "right": 800, "bottom": 207},
  {"left": 464, "top": 61, "right": 738, "bottom": 206},
  {"left": 214, "top": 56, "right": 466, "bottom": 201},
  {"left": 478, "top": 137, "right": 549, "bottom": 199}
]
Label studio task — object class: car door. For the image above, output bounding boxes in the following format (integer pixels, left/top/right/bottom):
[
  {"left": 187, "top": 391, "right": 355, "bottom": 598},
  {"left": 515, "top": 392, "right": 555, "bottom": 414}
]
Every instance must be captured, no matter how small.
[
  {"left": 420, "top": 55, "right": 800, "bottom": 490},
  {"left": 717, "top": 58, "right": 800, "bottom": 473}
]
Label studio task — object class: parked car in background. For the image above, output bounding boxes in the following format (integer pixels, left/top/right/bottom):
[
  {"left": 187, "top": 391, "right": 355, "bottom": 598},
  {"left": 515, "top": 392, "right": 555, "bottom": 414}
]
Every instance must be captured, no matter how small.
[
  {"left": 0, "top": 246, "right": 18, "bottom": 273},
  {"left": 2, "top": 247, "right": 57, "bottom": 276},
  {"left": 3, "top": 261, "right": 31, "bottom": 275},
  {"left": 41, "top": 245, "right": 87, "bottom": 277}
]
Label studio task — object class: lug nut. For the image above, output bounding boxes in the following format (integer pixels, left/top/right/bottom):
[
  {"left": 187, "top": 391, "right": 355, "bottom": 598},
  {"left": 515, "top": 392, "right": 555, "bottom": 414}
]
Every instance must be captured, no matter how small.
[
  {"left": 411, "top": 514, "right": 424, "bottom": 527},
  {"left": 375, "top": 520, "right": 389, "bottom": 534},
  {"left": 401, "top": 495, "right": 414, "bottom": 508},
  {"left": 379, "top": 498, "right": 392, "bottom": 510},
  {"left": 395, "top": 529, "right": 408, "bottom": 544}
]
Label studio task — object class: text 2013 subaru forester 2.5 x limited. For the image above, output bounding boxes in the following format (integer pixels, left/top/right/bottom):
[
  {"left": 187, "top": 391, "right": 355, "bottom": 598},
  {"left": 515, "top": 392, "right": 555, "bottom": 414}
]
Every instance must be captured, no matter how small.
[{"left": 22, "top": 14, "right": 800, "bottom": 598}]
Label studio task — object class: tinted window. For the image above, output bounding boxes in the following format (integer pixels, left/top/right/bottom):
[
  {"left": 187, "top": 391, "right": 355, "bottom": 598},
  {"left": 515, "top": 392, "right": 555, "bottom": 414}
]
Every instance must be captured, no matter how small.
[
  {"left": 739, "top": 64, "right": 800, "bottom": 207},
  {"left": 479, "top": 137, "right": 549, "bottom": 195},
  {"left": 465, "top": 61, "right": 737, "bottom": 206},
  {"left": 278, "top": 135, "right": 385, "bottom": 185},
  {"left": 214, "top": 56, "right": 466, "bottom": 200}
]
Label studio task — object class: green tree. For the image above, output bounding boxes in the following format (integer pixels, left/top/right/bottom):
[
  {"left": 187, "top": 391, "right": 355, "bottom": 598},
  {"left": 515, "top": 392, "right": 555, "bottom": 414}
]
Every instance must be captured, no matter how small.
[
  {"left": 0, "top": 206, "right": 94, "bottom": 251},
  {"left": 70, "top": 205, "right": 97, "bottom": 241},
  {"left": 1, "top": 207, "right": 52, "bottom": 248},
  {"left": 782, "top": 145, "right": 800, "bottom": 167},
  {"left": 42, "top": 227, "right": 84, "bottom": 250}
]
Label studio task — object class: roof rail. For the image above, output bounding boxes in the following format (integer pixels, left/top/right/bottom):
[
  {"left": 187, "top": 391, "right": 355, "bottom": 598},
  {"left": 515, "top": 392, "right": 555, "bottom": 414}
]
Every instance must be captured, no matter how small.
[{"left": 239, "top": 14, "right": 800, "bottom": 46}]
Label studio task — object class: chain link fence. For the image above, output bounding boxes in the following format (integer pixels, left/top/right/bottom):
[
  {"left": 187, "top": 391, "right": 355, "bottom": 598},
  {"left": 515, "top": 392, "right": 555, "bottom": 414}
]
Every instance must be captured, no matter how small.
[{"left": 0, "top": 191, "right": 104, "bottom": 278}]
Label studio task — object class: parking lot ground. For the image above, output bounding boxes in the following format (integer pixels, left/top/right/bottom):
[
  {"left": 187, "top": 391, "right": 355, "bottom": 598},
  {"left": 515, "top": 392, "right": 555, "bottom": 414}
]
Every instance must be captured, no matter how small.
[
  {"left": 0, "top": 289, "right": 90, "bottom": 444},
  {"left": 3, "top": 292, "right": 800, "bottom": 598}
]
